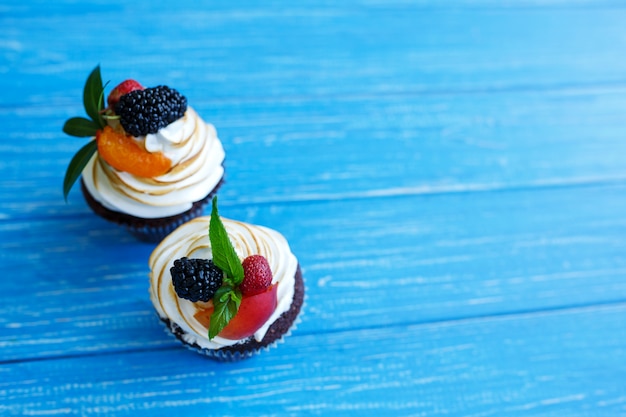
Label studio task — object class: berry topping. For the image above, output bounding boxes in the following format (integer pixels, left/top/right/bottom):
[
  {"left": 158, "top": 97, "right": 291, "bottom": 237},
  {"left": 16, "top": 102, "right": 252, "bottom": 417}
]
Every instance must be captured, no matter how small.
[
  {"left": 171, "top": 257, "right": 224, "bottom": 302},
  {"left": 107, "top": 79, "right": 144, "bottom": 109},
  {"left": 114, "top": 85, "right": 187, "bottom": 137},
  {"left": 240, "top": 255, "right": 273, "bottom": 296},
  {"left": 96, "top": 125, "right": 171, "bottom": 177}
]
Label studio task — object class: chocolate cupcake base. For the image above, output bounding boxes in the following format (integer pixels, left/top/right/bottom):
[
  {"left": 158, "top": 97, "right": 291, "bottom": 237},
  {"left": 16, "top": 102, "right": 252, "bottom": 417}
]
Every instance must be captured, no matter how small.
[
  {"left": 80, "top": 177, "right": 224, "bottom": 243},
  {"left": 162, "top": 265, "right": 305, "bottom": 361}
]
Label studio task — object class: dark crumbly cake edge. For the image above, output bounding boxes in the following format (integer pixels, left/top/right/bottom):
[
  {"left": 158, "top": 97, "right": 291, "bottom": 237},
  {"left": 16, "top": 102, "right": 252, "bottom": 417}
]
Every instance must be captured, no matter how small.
[
  {"left": 163, "top": 265, "right": 304, "bottom": 359},
  {"left": 80, "top": 175, "right": 224, "bottom": 229}
]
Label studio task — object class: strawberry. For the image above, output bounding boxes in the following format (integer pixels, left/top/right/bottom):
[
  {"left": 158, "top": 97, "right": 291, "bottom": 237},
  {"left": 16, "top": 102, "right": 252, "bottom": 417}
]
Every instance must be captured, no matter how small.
[
  {"left": 107, "top": 79, "right": 144, "bottom": 109},
  {"left": 240, "top": 255, "right": 273, "bottom": 296}
]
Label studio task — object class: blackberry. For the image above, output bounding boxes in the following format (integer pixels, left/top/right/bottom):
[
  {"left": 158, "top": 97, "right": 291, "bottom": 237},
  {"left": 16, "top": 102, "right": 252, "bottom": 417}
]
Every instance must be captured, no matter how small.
[
  {"left": 170, "top": 257, "right": 223, "bottom": 302},
  {"left": 115, "top": 85, "right": 187, "bottom": 137}
]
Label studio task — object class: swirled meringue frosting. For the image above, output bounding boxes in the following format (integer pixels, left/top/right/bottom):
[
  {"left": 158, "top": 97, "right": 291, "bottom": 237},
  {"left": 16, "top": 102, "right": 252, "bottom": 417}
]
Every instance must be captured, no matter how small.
[
  {"left": 149, "top": 216, "right": 300, "bottom": 351},
  {"left": 82, "top": 107, "right": 225, "bottom": 219}
]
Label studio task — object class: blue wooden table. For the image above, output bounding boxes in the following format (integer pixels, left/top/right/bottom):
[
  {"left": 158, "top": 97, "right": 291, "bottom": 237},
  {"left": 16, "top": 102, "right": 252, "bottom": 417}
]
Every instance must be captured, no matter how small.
[{"left": 2, "top": 1, "right": 626, "bottom": 415}]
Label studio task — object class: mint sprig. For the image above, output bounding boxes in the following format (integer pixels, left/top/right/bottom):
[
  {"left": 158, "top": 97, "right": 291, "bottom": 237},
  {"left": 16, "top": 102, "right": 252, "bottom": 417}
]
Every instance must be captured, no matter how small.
[
  {"left": 208, "top": 284, "right": 242, "bottom": 340},
  {"left": 62, "top": 140, "right": 97, "bottom": 200},
  {"left": 62, "top": 117, "right": 101, "bottom": 137},
  {"left": 62, "top": 65, "right": 108, "bottom": 200},
  {"left": 209, "top": 198, "right": 244, "bottom": 285},
  {"left": 208, "top": 197, "right": 245, "bottom": 339},
  {"left": 82, "top": 65, "right": 106, "bottom": 128}
]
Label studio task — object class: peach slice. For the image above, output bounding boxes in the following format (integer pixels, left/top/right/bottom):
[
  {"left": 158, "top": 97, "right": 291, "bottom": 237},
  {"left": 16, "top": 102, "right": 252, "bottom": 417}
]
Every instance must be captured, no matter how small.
[
  {"left": 96, "top": 126, "right": 171, "bottom": 177},
  {"left": 194, "top": 283, "right": 278, "bottom": 340}
]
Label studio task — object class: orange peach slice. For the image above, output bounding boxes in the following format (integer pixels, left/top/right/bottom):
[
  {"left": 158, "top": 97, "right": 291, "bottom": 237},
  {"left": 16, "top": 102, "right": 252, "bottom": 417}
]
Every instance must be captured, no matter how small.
[
  {"left": 194, "top": 283, "right": 278, "bottom": 340},
  {"left": 96, "top": 126, "right": 171, "bottom": 177}
]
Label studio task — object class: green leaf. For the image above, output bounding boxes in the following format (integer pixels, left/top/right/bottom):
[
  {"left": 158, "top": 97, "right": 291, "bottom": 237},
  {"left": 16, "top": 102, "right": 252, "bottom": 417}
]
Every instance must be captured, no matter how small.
[
  {"left": 230, "top": 288, "right": 242, "bottom": 306},
  {"left": 62, "top": 117, "right": 100, "bottom": 137},
  {"left": 209, "top": 197, "right": 245, "bottom": 285},
  {"left": 83, "top": 65, "right": 105, "bottom": 128},
  {"left": 215, "top": 285, "right": 231, "bottom": 303},
  {"left": 206, "top": 197, "right": 246, "bottom": 339},
  {"left": 63, "top": 140, "right": 97, "bottom": 201},
  {"left": 208, "top": 286, "right": 241, "bottom": 339}
]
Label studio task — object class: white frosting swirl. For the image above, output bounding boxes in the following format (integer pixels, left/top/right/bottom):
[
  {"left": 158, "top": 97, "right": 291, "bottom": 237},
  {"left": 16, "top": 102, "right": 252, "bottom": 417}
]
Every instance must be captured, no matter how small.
[
  {"left": 149, "top": 216, "right": 298, "bottom": 349},
  {"left": 82, "top": 107, "right": 225, "bottom": 219}
]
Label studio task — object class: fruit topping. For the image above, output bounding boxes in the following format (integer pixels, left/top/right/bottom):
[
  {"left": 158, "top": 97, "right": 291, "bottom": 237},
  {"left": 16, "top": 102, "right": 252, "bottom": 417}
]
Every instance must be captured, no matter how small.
[
  {"left": 61, "top": 66, "right": 185, "bottom": 199},
  {"left": 107, "top": 79, "right": 144, "bottom": 109},
  {"left": 240, "top": 255, "right": 273, "bottom": 296},
  {"left": 174, "top": 197, "right": 281, "bottom": 340},
  {"left": 114, "top": 85, "right": 187, "bottom": 137},
  {"left": 194, "top": 283, "right": 278, "bottom": 340},
  {"left": 96, "top": 125, "right": 172, "bottom": 177},
  {"left": 171, "top": 257, "right": 224, "bottom": 302}
]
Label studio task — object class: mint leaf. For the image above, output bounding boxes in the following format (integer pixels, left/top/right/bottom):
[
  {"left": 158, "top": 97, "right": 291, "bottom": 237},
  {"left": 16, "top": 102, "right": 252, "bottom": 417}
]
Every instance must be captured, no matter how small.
[
  {"left": 214, "top": 285, "right": 242, "bottom": 309},
  {"left": 62, "top": 65, "right": 108, "bottom": 203},
  {"left": 83, "top": 65, "right": 105, "bottom": 129},
  {"left": 63, "top": 117, "right": 100, "bottom": 137},
  {"left": 209, "top": 197, "right": 245, "bottom": 285},
  {"left": 208, "top": 285, "right": 242, "bottom": 339},
  {"left": 207, "top": 197, "right": 246, "bottom": 339},
  {"left": 63, "top": 140, "right": 97, "bottom": 201}
]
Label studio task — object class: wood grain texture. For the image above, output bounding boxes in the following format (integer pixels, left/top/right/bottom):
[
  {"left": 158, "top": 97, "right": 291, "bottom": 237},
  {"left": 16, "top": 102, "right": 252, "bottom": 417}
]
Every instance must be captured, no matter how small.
[
  {"left": 2, "top": 304, "right": 625, "bottom": 416},
  {"left": 3, "top": 2, "right": 626, "bottom": 105},
  {"left": 2, "top": 0, "right": 626, "bottom": 415},
  {"left": 2, "top": 185, "right": 625, "bottom": 362},
  {"left": 3, "top": 87, "right": 626, "bottom": 219},
  {"left": 4, "top": 3, "right": 626, "bottom": 220}
]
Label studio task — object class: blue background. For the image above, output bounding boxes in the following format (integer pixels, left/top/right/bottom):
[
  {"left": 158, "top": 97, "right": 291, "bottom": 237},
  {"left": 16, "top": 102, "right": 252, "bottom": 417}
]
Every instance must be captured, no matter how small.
[{"left": 1, "top": 1, "right": 625, "bottom": 415}]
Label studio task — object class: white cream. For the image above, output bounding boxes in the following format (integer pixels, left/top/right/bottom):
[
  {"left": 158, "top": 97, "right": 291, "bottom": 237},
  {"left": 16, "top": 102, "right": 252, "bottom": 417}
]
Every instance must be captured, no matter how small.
[
  {"left": 82, "top": 107, "right": 225, "bottom": 219},
  {"left": 148, "top": 217, "right": 298, "bottom": 349}
]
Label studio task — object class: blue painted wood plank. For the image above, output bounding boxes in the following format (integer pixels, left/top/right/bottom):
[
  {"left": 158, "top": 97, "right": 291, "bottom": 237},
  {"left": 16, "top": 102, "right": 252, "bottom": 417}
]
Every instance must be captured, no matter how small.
[
  {"left": 2, "top": 4, "right": 626, "bottom": 106},
  {"left": 2, "top": 1, "right": 626, "bottom": 414},
  {"left": 3, "top": 2, "right": 626, "bottom": 219},
  {"left": 3, "top": 87, "right": 626, "bottom": 220},
  {"left": 1, "top": 184, "right": 625, "bottom": 361},
  {"left": 1, "top": 303, "right": 625, "bottom": 416}
]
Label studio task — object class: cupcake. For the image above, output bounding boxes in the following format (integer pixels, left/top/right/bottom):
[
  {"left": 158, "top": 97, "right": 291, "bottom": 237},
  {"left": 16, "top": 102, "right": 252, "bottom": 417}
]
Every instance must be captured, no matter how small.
[
  {"left": 62, "top": 66, "right": 225, "bottom": 242},
  {"left": 149, "top": 197, "right": 305, "bottom": 361}
]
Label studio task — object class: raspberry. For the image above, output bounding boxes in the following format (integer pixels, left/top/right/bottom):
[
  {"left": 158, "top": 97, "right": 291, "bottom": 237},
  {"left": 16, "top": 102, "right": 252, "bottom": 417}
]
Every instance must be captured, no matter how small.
[
  {"left": 115, "top": 85, "right": 187, "bottom": 137},
  {"left": 171, "top": 257, "right": 223, "bottom": 302},
  {"left": 107, "top": 79, "right": 144, "bottom": 109},
  {"left": 240, "top": 255, "right": 273, "bottom": 296}
]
